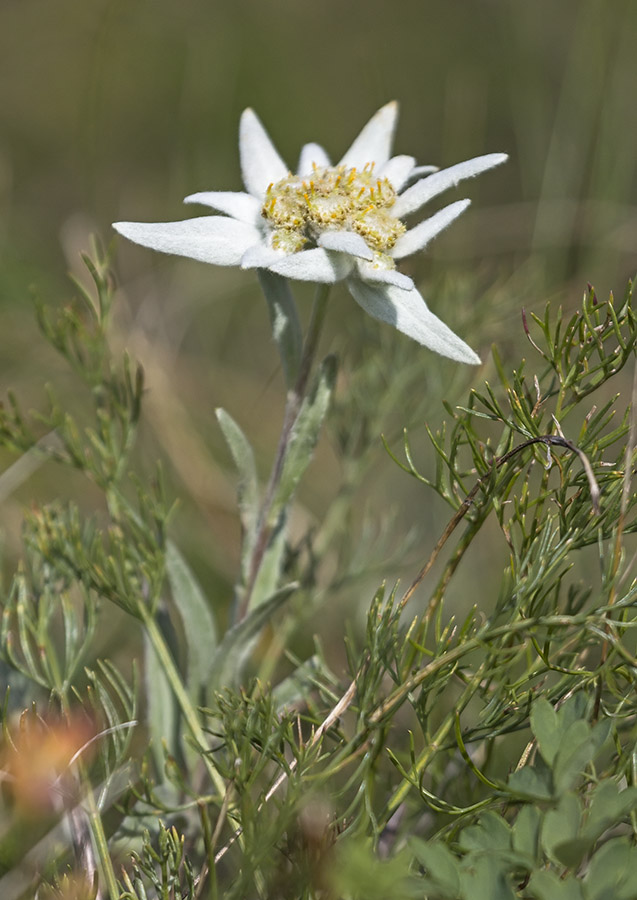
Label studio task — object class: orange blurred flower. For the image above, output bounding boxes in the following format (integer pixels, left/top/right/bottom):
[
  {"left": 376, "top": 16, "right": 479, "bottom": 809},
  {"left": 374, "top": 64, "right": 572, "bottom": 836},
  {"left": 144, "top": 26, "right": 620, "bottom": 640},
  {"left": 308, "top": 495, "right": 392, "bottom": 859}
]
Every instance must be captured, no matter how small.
[{"left": 0, "top": 711, "right": 96, "bottom": 816}]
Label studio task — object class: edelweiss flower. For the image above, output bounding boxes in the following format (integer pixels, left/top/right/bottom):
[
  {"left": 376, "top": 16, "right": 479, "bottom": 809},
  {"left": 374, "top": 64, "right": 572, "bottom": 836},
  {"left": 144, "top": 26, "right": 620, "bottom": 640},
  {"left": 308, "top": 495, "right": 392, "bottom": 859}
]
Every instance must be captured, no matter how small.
[{"left": 114, "top": 102, "right": 506, "bottom": 363}]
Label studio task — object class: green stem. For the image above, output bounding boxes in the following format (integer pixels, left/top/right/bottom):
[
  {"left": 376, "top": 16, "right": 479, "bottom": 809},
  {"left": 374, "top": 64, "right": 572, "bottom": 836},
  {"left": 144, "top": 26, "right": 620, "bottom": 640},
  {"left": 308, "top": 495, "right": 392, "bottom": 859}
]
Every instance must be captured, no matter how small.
[
  {"left": 82, "top": 786, "right": 120, "bottom": 900},
  {"left": 384, "top": 664, "right": 488, "bottom": 815},
  {"left": 371, "top": 613, "right": 593, "bottom": 735},
  {"left": 237, "top": 283, "right": 331, "bottom": 622},
  {"left": 295, "top": 282, "right": 331, "bottom": 400}
]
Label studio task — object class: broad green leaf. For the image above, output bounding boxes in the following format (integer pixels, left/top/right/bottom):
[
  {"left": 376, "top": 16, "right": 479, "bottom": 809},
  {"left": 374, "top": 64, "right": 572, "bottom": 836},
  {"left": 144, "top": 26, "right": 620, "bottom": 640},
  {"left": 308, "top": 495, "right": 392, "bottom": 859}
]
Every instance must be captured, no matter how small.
[
  {"left": 589, "top": 717, "right": 612, "bottom": 754},
  {"left": 583, "top": 781, "right": 637, "bottom": 844},
  {"left": 557, "top": 692, "right": 588, "bottom": 730},
  {"left": 553, "top": 836, "right": 595, "bottom": 869},
  {"left": 541, "top": 793, "right": 581, "bottom": 866},
  {"left": 511, "top": 805, "right": 541, "bottom": 861},
  {"left": 331, "top": 839, "right": 417, "bottom": 900},
  {"left": 507, "top": 764, "right": 553, "bottom": 800},
  {"left": 271, "top": 355, "right": 337, "bottom": 522},
  {"left": 530, "top": 698, "right": 560, "bottom": 765},
  {"left": 459, "top": 811, "right": 511, "bottom": 852},
  {"left": 216, "top": 408, "right": 259, "bottom": 574},
  {"left": 408, "top": 838, "right": 460, "bottom": 896},
  {"left": 528, "top": 870, "right": 585, "bottom": 900},
  {"left": 165, "top": 540, "right": 217, "bottom": 699},
  {"left": 209, "top": 583, "right": 297, "bottom": 689},
  {"left": 257, "top": 270, "right": 302, "bottom": 387},
  {"left": 459, "top": 855, "right": 516, "bottom": 900},
  {"left": 553, "top": 720, "right": 595, "bottom": 793},
  {"left": 584, "top": 838, "right": 637, "bottom": 900}
]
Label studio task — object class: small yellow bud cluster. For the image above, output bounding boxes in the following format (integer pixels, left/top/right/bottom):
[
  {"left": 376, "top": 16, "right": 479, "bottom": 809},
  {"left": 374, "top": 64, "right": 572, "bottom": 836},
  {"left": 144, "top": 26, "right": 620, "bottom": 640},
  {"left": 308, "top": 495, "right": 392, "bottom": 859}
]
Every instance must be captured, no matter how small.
[{"left": 262, "top": 163, "right": 406, "bottom": 265}]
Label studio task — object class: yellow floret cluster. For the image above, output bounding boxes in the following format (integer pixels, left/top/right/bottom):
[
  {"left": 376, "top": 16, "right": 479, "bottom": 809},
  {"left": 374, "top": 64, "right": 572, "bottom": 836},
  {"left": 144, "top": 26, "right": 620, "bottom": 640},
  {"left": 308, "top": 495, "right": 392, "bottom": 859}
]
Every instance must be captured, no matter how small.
[{"left": 261, "top": 163, "right": 406, "bottom": 264}]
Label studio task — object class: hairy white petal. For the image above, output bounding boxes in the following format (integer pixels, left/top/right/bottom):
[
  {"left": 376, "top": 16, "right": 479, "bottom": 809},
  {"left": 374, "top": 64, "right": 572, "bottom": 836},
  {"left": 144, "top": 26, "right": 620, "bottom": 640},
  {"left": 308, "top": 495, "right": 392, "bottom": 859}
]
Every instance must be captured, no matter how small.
[
  {"left": 298, "top": 143, "right": 331, "bottom": 175},
  {"left": 356, "top": 261, "right": 414, "bottom": 290},
  {"left": 269, "top": 248, "right": 354, "bottom": 283},
  {"left": 378, "top": 155, "right": 416, "bottom": 192},
  {"left": 347, "top": 280, "right": 481, "bottom": 364},
  {"left": 184, "top": 191, "right": 262, "bottom": 226},
  {"left": 391, "top": 199, "right": 471, "bottom": 260},
  {"left": 317, "top": 231, "right": 374, "bottom": 260},
  {"left": 240, "top": 108, "right": 289, "bottom": 199},
  {"left": 339, "top": 101, "right": 399, "bottom": 169},
  {"left": 404, "top": 164, "right": 439, "bottom": 185},
  {"left": 241, "top": 243, "right": 286, "bottom": 270},
  {"left": 113, "top": 218, "right": 261, "bottom": 266},
  {"left": 394, "top": 153, "right": 508, "bottom": 218}
]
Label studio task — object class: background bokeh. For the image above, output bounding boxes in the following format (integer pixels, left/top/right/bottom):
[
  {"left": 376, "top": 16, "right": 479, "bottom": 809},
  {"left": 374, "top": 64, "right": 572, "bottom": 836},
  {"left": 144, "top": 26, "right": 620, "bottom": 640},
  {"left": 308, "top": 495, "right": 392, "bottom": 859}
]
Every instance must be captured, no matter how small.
[{"left": 1, "top": 0, "right": 636, "bottom": 658}]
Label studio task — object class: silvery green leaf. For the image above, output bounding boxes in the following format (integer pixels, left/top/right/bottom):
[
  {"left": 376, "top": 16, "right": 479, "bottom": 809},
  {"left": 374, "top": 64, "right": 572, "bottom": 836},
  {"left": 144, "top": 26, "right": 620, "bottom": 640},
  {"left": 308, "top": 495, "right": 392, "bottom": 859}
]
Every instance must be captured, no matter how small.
[
  {"left": 216, "top": 408, "right": 259, "bottom": 566},
  {"left": 144, "top": 619, "right": 178, "bottom": 776},
  {"left": 272, "top": 655, "right": 328, "bottom": 712},
  {"left": 257, "top": 271, "right": 303, "bottom": 387},
  {"left": 165, "top": 540, "right": 217, "bottom": 698},
  {"left": 209, "top": 583, "right": 297, "bottom": 690},
  {"left": 271, "top": 354, "right": 337, "bottom": 522},
  {"left": 248, "top": 509, "right": 287, "bottom": 612}
]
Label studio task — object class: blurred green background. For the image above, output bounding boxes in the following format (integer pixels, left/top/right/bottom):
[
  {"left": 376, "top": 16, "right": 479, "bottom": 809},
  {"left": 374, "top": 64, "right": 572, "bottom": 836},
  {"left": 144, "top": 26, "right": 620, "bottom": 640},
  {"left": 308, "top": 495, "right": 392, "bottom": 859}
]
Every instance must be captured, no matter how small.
[{"left": 1, "top": 0, "right": 636, "bottom": 654}]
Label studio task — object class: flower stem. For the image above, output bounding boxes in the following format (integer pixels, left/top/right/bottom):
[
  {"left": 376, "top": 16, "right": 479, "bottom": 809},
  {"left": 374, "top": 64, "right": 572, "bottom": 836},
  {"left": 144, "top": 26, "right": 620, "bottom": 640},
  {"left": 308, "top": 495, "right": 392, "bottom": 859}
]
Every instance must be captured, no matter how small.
[{"left": 237, "top": 282, "right": 331, "bottom": 622}]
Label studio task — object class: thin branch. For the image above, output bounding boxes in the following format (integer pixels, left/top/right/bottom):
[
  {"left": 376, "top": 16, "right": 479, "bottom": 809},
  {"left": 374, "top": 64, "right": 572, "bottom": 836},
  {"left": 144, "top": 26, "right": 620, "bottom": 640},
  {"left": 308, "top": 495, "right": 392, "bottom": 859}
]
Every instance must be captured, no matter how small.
[
  {"left": 214, "top": 674, "right": 358, "bottom": 864},
  {"left": 398, "top": 432, "right": 600, "bottom": 615}
]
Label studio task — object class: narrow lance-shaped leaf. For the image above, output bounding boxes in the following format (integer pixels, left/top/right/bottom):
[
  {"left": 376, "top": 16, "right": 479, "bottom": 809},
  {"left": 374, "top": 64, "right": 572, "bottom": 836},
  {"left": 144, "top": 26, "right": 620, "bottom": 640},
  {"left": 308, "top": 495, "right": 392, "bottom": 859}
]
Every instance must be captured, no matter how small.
[
  {"left": 272, "top": 654, "right": 325, "bottom": 712},
  {"left": 216, "top": 407, "right": 259, "bottom": 578},
  {"left": 209, "top": 583, "right": 297, "bottom": 690},
  {"left": 144, "top": 623, "right": 179, "bottom": 778},
  {"left": 247, "top": 509, "right": 287, "bottom": 613},
  {"left": 271, "top": 354, "right": 337, "bottom": 523},
  {"left": 165, "top": 540, "right": 217, "bottom": 699}
]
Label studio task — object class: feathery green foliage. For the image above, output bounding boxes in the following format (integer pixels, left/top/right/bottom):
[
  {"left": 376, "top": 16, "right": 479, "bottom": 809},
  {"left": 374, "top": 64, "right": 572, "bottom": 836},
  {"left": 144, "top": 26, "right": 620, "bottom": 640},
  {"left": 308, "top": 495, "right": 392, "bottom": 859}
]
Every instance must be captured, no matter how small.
[{"left": 0, "top": 244, "right": 635, "bottom": 899}]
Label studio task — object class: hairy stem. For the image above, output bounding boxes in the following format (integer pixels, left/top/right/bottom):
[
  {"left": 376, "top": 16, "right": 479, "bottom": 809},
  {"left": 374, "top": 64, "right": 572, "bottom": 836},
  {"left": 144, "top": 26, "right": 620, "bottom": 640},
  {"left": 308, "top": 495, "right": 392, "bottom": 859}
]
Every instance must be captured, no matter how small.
[{"left": 237, "top": 282, "right": 331, "bottom": 622}]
